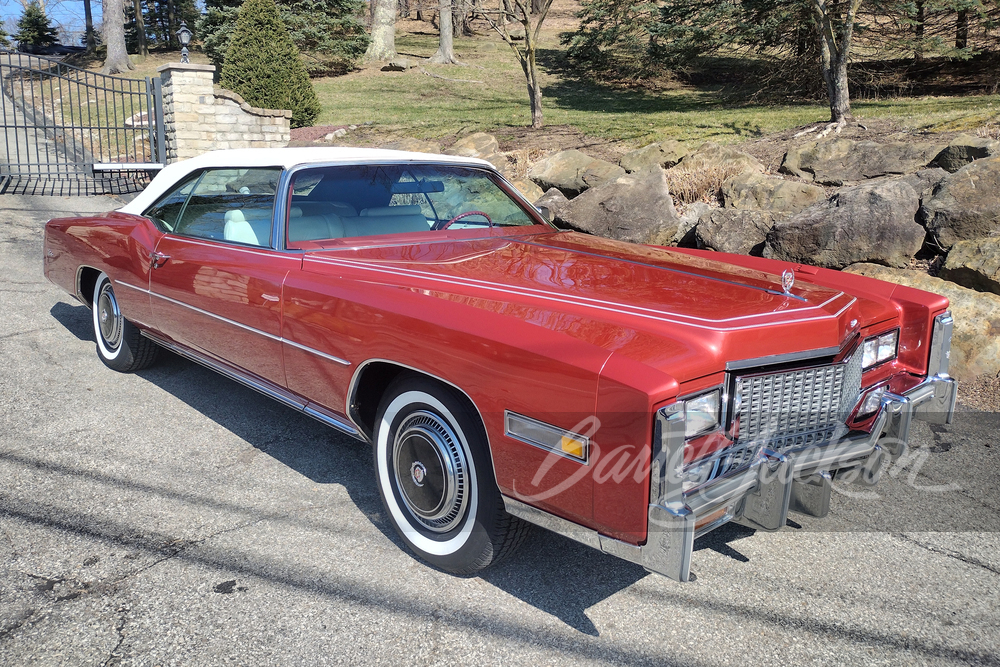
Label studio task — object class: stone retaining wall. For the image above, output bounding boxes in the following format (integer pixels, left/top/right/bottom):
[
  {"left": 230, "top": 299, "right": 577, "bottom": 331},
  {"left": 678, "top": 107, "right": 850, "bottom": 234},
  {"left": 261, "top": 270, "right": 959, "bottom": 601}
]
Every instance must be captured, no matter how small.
[{"left": 157, "top": 63, "right": 291, "bottom": 162}]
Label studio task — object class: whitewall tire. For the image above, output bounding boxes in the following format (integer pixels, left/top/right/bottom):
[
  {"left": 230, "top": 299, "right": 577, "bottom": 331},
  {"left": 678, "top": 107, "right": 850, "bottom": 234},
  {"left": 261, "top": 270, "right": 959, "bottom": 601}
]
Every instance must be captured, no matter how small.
[
  {"left": 373, "top": 374, "right": 529, "bottom": 574},
  {"left": 92, "top": 272, "right": 159, "bottom": 372}
]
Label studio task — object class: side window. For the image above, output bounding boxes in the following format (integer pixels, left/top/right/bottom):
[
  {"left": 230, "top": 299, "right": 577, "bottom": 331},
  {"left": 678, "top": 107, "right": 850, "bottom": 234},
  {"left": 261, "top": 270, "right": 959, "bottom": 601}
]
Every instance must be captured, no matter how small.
[
  {"left": 144, "top": 172, "right": 200, "bottom": 232},
  {"left": 158, "top": 168, "right": 281, "bottom": 247}
]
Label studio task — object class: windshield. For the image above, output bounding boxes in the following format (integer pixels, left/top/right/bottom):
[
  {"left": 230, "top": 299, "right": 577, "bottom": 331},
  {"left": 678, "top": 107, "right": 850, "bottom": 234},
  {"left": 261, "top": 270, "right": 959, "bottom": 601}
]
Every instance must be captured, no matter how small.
[{"left": 285, "top": 163, "right": 548, "bottom": 248}]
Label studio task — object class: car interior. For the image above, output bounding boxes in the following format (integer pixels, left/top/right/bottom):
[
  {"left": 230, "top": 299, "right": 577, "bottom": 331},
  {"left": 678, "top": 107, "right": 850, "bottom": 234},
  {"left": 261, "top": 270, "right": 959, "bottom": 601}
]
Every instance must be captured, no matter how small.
[{"left": 144, "top": 163, "right": 539, "bottom": 250}]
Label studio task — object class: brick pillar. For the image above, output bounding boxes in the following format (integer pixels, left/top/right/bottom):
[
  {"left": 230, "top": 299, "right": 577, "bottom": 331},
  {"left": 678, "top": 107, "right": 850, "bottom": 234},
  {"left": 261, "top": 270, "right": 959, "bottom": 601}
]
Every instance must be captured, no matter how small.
[{"left": 157, "top": 63, "right": 218, "bottom": 163}]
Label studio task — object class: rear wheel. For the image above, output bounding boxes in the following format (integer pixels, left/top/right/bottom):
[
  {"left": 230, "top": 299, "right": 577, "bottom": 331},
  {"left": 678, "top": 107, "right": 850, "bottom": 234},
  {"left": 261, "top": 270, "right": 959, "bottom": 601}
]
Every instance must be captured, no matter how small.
[
  {"left": 92, "top": 272, "right": 159, "bottom": 372},
  {"left": 373, "top": 374, "right": 529, "bottom": 574}
]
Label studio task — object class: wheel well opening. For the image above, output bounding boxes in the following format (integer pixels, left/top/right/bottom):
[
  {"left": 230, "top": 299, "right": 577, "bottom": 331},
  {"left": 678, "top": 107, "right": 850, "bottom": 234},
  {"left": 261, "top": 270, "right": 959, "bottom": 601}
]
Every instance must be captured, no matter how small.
[
  {"left": 77, "top": 267, "right": 101, "bottom": 308},
  {"left": 351, "top": 362, "right": 406, "bottom": 439},
  {"left": 351, "top": 363, "right": 482, "bottom": 441}
]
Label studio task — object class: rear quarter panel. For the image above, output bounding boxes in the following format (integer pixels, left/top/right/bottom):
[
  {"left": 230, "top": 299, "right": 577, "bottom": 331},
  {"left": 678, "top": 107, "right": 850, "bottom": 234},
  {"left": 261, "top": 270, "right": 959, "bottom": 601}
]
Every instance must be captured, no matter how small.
[{"left": 44, "top": 212, "right": 160, "bottom": 326}]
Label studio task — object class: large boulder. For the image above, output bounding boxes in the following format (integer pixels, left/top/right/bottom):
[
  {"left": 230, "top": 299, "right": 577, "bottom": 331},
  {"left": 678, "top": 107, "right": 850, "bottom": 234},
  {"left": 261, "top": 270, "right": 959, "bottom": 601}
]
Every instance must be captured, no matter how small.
[
  {"left": 939, "top": 237, "right": 1000, "bottom": 296},
  {"left": 383, "top": 138, "right": 442, "bottom": 154},
  {"left": 765, "top": 179, "right": 924, "bottom": 269},
  {"left": 510, "top": 177, "right": 544, "bottom": 203},
  {"left": 677, "top": 142, "right": 764, "bottom": 176},
  {"left": 895, "top": 168, "right": 949, "bottom": 202},
  {"left": 844, "top": 263, "right": 1000, "bottom": 381},
  {"left": 533, "top": 187, "right": 571, "bottom": 226},
  {"left": 445, "top": 132, "right": 500, "bottom": 158},
  {"left": 560, "top": 167, "right": 683, "bottom": 244},
  {"left": 781, "top": 139, "right": 946, "bottom": 185},
  {"left": 527, "top": 149, "right": 626, "bottom": 198},
  {"left": 697, "top": 209, "right": 778, "bottom": 256},
  {"left": 444, "top": 133, "right": 514, "bottom": 178},
  {"left": 619, "top": 141, "right": 688, "bottom": 173},
  {"left": 933, "top": 134, "right": 1000, "bottom": 173},
  {"left": 721, "top": 172, "right": 826, "bottom": 215},
  {"left": 920, "top": 157, "right": 1000, "bottom": 249}
]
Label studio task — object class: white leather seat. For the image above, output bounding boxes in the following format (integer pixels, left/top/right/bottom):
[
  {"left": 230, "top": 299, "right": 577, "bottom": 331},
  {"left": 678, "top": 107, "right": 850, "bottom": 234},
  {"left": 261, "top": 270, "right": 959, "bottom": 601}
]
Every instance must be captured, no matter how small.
[{"left": 224, "top": 209, "right": 259, "bottom": 245}]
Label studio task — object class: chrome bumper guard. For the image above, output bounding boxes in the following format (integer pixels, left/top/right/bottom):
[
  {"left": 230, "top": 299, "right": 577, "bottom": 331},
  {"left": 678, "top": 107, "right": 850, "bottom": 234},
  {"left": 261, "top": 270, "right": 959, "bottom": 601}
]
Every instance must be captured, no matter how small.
[
  {"left": 503, "top": 315, "right": 958, "bottom": 583},
  {"left": 639, "top": 372, "right": 957, "bottom": 582}
]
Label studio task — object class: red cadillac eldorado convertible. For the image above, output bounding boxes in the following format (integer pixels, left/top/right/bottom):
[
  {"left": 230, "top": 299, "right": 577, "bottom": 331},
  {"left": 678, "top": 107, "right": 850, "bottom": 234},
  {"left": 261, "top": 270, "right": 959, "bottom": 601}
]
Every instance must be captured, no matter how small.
[{"left": 43, "top": 148, "right": 958, "bottom": 581}]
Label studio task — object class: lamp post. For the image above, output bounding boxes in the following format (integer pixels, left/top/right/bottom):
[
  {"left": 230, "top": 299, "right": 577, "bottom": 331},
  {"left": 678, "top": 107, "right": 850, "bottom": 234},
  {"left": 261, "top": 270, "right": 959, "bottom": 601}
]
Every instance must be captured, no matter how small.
[{"left": 176, "top": 21, "right": 193, "bottom": 64}]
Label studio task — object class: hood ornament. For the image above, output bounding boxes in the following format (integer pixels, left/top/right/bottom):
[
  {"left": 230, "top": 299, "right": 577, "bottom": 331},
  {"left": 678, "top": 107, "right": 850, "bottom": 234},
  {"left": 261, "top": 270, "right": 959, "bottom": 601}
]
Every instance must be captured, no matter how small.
[{"left": 781, "top": 269, "right": 795, "bottom": 294}]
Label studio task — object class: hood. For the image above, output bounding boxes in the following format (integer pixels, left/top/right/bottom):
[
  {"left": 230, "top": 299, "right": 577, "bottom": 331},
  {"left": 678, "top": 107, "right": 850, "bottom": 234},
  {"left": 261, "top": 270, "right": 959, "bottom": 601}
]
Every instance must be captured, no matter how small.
[{"left": 303, "top": 231, "right": 880, "bottom": 382}]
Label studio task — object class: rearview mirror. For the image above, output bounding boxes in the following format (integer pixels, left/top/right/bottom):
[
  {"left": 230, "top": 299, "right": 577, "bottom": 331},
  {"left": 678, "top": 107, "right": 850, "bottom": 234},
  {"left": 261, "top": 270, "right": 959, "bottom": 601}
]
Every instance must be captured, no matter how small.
[
  {"left": 537, "top": 205, "right": 552, "bottom": 222},
  {"left": 391, "top": 180, "right": 445, "bottom": 194}
]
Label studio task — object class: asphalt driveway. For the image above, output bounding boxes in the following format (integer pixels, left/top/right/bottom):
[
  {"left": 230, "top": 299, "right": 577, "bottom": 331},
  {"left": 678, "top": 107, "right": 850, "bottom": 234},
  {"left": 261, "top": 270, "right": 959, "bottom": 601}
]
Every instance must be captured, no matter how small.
[{"left": 1, "top": 194, "right": 998, "bottom": 666}]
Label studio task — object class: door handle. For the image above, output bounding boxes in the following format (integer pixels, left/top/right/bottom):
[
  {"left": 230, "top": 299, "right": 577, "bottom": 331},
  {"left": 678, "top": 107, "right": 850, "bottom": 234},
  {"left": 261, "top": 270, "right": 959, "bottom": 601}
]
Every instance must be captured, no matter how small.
[{"left": 149, "top": 251, "right": 170, "bottom": 269}]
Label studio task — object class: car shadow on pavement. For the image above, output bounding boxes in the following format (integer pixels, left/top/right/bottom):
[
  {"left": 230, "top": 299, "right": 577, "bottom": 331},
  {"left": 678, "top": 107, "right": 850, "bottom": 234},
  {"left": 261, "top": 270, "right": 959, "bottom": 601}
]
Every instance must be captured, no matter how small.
[
  {"left": 480, "top": 530, "right": 647, "bottom": 635},
  {"left": 47, "top": 301, "right": 766, "bottom": 638},
  {"left": 50, "top": 301, "right": 95, "bottom": 342},
  {"left": 138, "top": 349, "right": 647, "bottom": 634}
]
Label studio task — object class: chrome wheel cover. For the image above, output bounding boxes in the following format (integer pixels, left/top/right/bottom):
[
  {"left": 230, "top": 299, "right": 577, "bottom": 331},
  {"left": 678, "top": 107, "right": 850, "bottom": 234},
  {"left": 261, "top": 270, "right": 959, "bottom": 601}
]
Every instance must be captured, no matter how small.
[
  {"left": 392, "top": 410, "right": 469, "bottom": 533},
  {"left": 96, "top": 282, "right": 123, "bottom": 350}
]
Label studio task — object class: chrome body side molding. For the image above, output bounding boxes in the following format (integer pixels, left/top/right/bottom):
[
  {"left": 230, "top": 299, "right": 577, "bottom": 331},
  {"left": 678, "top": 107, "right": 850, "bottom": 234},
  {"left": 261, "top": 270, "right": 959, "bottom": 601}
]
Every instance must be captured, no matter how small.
[
  {"left": 142, "top": 330, "right": 364, "bottom": 441},
  {"left": 118, "top": 279, "right": 351, "bottom": 366}
]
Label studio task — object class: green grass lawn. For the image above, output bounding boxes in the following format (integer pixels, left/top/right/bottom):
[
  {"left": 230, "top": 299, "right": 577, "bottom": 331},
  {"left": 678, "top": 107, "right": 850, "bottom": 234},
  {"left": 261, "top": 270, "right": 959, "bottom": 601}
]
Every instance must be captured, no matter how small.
[
  {"left": 311, "top": 31, "right": 1000, "bottom": 148},
  {"left": 79, "top": 31, "right": 1000, "bottom": 149}
]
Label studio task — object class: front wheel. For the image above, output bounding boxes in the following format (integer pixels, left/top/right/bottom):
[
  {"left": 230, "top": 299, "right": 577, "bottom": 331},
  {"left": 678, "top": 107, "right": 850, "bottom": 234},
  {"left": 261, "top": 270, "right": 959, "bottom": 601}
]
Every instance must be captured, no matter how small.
[
  {"left": 92, "top": 272, "right": 159, "bottom": 372},
  {"left": 373, "top": 374, "right": 529, "bottom": 574}
]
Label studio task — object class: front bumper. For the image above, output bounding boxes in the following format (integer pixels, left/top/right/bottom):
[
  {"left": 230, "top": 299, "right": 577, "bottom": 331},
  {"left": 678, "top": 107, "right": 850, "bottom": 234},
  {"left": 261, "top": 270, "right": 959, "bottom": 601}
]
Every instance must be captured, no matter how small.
[
  {"left": 640, "top": 373, "right": 957, "bottom": 581},
  {"left": 502, "top": 312, "right": 959, "bottom": 582}
]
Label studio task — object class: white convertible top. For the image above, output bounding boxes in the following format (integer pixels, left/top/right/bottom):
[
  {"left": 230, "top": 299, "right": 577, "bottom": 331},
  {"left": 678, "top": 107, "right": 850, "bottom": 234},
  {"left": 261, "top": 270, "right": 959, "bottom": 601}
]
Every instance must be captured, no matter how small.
[{"left": 119, "top": 147, "right": 494, "bottom": 215}]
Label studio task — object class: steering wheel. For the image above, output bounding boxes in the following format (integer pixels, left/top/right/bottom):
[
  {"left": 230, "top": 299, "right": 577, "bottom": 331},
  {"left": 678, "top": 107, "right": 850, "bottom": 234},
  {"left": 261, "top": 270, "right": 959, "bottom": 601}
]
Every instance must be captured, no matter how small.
[{"left": 433, "top": 210, "right": 493, "bottom": 230}]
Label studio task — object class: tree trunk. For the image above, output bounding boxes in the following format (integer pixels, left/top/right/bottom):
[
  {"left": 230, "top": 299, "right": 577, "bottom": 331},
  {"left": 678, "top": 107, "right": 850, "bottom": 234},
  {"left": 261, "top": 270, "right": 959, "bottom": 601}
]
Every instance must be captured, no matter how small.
[
  {"left": 956, "top": 9, "right": 969, "bottom": 49},
  {"left": 133, "top": 0, "right": 148, "bottom": 57},
  {"left": 530, "top": 0, "right": 542, "bottom": 14},
  {"left": 915, "top": 0, "right": 925, "bottom": 60},
  {"left": 829, "top": 58, "right": 852, "bottom": 123},
  {"left": 167, "top": 0, "right": 177, "bottom": 48},
  {"left": 102, "top": 0, "right": 134, "bottom": 74},
  {"left": 400, "top": 0, "right": 410, "bottom": 19},
  {"left": 487, "top": 0, "right": 552, "bottom": 128},
  {"left": 83, "top": 0, "right": 96, "bottom": 53},
  {"left": 428, "top": 1, "right": 457, "bottom": 63},
  {"left": 365, "top": 0, "right": 399, "bottom": 61},
  {"left": 527, "top": 66, "right": 542, "bottom": 128},
  {"left": 812, "top": 0, "right": 860, "bottom": 125}
]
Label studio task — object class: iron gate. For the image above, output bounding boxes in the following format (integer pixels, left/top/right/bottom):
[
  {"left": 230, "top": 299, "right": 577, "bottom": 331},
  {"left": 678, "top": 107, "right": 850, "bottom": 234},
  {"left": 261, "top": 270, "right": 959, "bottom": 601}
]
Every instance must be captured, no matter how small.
[{"left": 0, "top": 51, "right": 165, "bottom": 189}]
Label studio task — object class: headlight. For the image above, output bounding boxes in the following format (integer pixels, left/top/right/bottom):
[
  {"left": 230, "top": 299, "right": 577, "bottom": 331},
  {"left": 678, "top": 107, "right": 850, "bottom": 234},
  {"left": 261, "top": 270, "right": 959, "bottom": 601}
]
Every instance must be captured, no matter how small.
[
  {"left": 861, "top": 329, "right": 898, "bottom": 370},
  {"left": 684, "top": 389, "right": 721, "bottom": 439}
]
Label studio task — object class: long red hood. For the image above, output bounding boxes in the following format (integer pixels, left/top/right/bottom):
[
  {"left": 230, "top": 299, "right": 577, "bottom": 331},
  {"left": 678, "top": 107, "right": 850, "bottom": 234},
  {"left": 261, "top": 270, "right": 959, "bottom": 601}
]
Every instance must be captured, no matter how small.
[{"left": 304, "top": 230, "right": 895, "bottom": 383}]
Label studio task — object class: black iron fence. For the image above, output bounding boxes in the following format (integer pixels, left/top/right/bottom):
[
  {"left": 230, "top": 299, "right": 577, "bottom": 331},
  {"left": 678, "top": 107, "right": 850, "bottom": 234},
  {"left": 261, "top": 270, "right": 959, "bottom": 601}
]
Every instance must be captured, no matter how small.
[{"left": 0, "top": 51, "right": 165, "bottom": 188}]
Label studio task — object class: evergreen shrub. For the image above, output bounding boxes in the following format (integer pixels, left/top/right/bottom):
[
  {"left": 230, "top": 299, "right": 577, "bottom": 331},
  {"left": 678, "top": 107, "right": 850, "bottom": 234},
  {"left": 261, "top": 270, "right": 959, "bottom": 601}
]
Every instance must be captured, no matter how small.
[{"left": 219, "top": 0, "right": 321, "bottom": 128}]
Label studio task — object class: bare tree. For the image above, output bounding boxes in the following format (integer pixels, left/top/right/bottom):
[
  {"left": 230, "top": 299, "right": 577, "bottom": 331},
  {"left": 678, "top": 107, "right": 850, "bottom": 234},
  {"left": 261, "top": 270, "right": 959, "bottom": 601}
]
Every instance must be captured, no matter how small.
[
  {"left": 455, "top": 0, "right": 474, "bottom": 36},
  {"left": 83, "top": 0, "right": 96, "bottom": 53},
  {"left": 484, "top": 0, "right": 553, "bottom": 129},
  {"left": 102, "top": 0, "right": 133, "bottom": 73},
  {"left": 133, "top": 0, "right": 148, "bottom": 57},
  {"left": 365, "top": 0, "right": 398, "bottom": 61},
  {"left": 428, "top": 1, "right": 460, "bottom": 63},
  {"left": 811, "top": 0, "right": 862, "bottom": 131}
]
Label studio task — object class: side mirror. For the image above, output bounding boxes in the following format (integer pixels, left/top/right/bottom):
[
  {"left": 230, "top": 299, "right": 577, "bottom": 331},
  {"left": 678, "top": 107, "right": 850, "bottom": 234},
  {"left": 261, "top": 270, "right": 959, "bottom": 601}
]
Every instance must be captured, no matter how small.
[{"left": 537, "top": 205, "right": 552, "bottom": 223}]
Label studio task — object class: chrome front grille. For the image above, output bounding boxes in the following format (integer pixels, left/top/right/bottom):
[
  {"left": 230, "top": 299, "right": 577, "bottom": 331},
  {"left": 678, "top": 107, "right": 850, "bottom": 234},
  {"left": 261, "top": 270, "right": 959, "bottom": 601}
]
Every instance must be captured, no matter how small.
[{"left": 735, "top": 352, "right": 863, "bottom": 453}]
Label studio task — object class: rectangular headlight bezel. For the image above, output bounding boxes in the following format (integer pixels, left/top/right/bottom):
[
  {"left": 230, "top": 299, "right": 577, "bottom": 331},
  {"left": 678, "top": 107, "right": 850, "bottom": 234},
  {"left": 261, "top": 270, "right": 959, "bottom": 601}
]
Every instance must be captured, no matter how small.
[
  {"left": 683, "top": 388, "right": 722, "bottom": 439},
  {"left": 861, "top": 328, "right": 899, "bottom": 371}
]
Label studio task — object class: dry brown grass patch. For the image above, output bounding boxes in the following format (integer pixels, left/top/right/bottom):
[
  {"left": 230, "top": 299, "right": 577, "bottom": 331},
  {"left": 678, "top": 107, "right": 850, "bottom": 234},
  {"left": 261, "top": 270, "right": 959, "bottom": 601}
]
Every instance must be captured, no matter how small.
[{"left": 663, "top": 161, "right": 749, "bottom": 205}]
